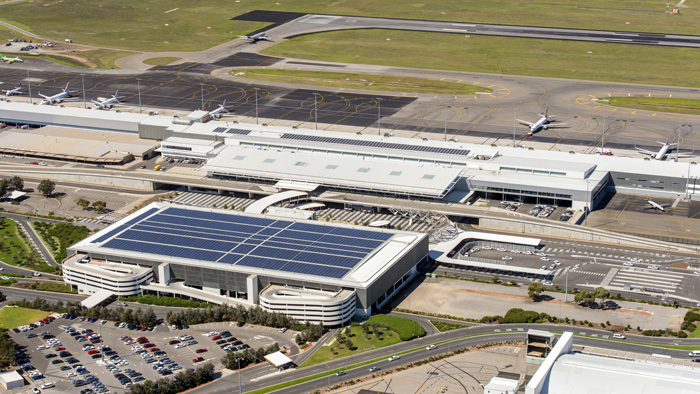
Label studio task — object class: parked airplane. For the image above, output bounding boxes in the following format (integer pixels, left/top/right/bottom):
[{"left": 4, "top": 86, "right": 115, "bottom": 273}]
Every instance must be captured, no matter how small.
[
  {"left": 207, "top": 100, "right": 231, "bottom": 119},
  {"left": 635, "top": 139, "right": 693, "bottom": 160},
  {"left": 91, "top": 91, "right": 123, "bottom": 110},
  {"left": 2, "top": 84, "right": 23, "bottom": 96},
  {"left": 239, "top": 32, "right": 272, "bottom": 43},
  {"left": 39, "top": 83, "right": 75, "bottom": 105},
  {"left": 643, "top": 197, "right": 671, "bottom": 212},
  {"left": 516, "top": 108, "right": 566, "bottom": 136},
  {"left": 1, "top": 55, "right": 23, "bottom": 63}
]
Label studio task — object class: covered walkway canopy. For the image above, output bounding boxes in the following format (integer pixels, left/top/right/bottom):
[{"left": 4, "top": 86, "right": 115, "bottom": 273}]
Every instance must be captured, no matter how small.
[
  {"left": 80, "top": 289, "right": 113, "bottom": 309},
  {"left": 246, "top": 190, "right": 308, "bottom": 214}
]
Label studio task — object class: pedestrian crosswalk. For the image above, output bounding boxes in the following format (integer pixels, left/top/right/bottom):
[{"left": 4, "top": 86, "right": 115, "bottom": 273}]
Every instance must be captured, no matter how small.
[
  {"left": 608, "top": 268, "right": 684, "bottom": 293},
  {"left": 76, "top": 218, "right": 103, "bottom": 224},
  {"left": 169, "top": 192, "right": 434, "bottom": 233}
]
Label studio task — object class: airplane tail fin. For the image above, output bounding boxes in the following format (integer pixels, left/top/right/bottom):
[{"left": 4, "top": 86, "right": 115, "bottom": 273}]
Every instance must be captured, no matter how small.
[
  {"left": 64, "top": 83, "right": 70, "bottom": 92},
  {"left": 222, "top": 99, "right": 227, "bottom": 110}
]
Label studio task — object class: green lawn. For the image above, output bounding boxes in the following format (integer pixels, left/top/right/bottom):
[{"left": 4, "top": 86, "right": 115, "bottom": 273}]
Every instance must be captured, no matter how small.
[
  {"left": 1, "top": 1, "right": 699, "bottom": 52},
  {"left": 0, "top": 307, "right": 51, "bottom": 330},
  {"left": 143, "top": 56, "right": 181, "bottom": 66},
  {"left": 0, "top": 219, "right": 33, "bottom": 267},
  {"left": 263, "top": 30, "right": 700, "bottom": 89},
  {"left": 33, "top": 282, "right": 77, "bottom": 294},
  {"left": 431, "top": 320, "right": 466, "bottom": 332},
  {"left": 367, "top": 314, "right": 426, "bottom": 341},
  {"left": 302, "top": 324, "right": 401, "bottom": 367},
  {"left": 599, "top": 97, "right": 700, "bottom": 116},
  {"left": 691, "top": 325, "right": 700, "bottom": 338},
  {"left": 235, "top": 69, "right": 490, "bottom": 95}
]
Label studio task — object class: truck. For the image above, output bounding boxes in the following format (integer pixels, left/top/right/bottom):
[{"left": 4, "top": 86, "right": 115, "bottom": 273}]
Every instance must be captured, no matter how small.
[{"left": 594, "top": 148, "right": 612, "bottom": 156}]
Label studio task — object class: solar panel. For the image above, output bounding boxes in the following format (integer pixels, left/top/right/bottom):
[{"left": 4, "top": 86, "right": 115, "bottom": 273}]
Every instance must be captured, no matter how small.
[
  {"left": 212, "top": 127, "right": 227, "bottom": 133},
  {"left": 226, "top": 128, "right": 252, "bottom": 135},
  {"left": 92, "top": 207, "right": 160, "bottom": 243},
  {"left": 98, "top": 206, "right": 397, "bottom": 279},
  {"left": 280, "top": 133, "right": 470, "bottom": 156}
]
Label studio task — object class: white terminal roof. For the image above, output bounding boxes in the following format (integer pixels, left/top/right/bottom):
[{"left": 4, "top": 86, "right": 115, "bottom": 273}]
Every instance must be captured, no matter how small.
[
  {"left": 545, "top": 353, "right": 700, "bottom": 394},
  {"left": 70, "top": 203, "right": 426, "bottom": 289},
  {"left": 203, "top": 145, "right": 463, "bottom": 198},
  {"left": 264, "top": 351, "right": 294, "bottom": 367}
]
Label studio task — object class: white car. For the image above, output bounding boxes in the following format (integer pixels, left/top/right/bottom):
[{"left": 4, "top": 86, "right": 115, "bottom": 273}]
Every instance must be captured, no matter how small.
[
  {"left": 623, "top": 262, "right": 634, "bottom": 266},
  {"left": 502, "top": 256, "right": 512, "bottom": 261},
  {"left": 66, "top": 372, "right": 76, "bottom": 378},
  {"left": 36, "top": 345, "right": 49, "bottom": 350},
  {"left": 40, "top": 383, "right": 54, "bottom": 389},
  {"left": 33, "top": 272, "right": 41, "bottom": 277},
  {"left": 32, "top": 388, "right": 41, "bottom": 394},
  {"left": 388, "top": 355, "right": 400, "bottom": 361},
  {"left": 523, "top": 251, "right": 532, "bottom": 255},
  {"left": 694, "top": 271, "right": 700, "bottom": 275},
  {"left": 206, "top": 331, "right": 219, "bottom": 337},
  {"left": 0, "top": 267, "right": 3, "bottom": 271},
  {"left": 553, "top": 260, "right": 561, "bottom": 266},
  {"left": 176, "top": 343, "right": 187, "bottom": 349},
  {"left": 612, "top": 333, "right": 626, "bottom": 339},
  {"left": 540, "top": 257, "right": 550, "bottom": 262},
  {"left": 540, "top": 266, "right": 547, "bottom": 270},
  {"left": 426, "top": 345, "right": 437, "bottom": 350},
  {"left": 0, "top": 276, "right": 9, "bottom": 280},
  {"left": 543, "top": 281, "right": 553, "bottom": 286},
  {"left": 648, "top": 265, "right": 659, "bottom": 270}
]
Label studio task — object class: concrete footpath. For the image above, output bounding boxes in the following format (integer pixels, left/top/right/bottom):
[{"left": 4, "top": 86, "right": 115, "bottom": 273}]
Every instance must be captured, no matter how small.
[{"left": 396, "top": 277, "right": 685, "bottom": 331}]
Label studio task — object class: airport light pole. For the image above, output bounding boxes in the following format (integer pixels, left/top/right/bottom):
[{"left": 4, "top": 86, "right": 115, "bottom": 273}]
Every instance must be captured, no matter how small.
[
  {"left": 200, "top": 84, "right": 205, "bottom": 111},
  {"left": 237, "top": 358, "right": 242, "bottom": 393},
  {"left": 26, "top": 69, "right": 32, "bottom": 104},
  {"left": 254, "top": 88, "right": 259, "bottom": 124},
  {"left": 601, "top": 116, "right": 606, "bottom": 153},
  {"left": 136, "top": 78, "right": 142, "bottom": 113},
  {"left": 513, "top": 111, "right": 517, "bottom": 147},
  {"left": 377, "top": 98, "right": 382, "bottom": 135},
  {"left": 81, "top": 74, "right": 86, "bottom": 109},
  {"left": 314, "top": 93, "right": 319, "bottom": 130},
  {"left": 444, "top": 105, "right": 449, "bottom": 142}
]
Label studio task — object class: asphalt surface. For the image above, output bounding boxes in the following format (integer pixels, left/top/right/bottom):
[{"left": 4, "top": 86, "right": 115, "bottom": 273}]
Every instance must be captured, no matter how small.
[
  {"left": 189, "top": 322, "right": 700, "bottom": 394},
  {"left": 279, "top": 14, "right": 700, "bottom": 48}
]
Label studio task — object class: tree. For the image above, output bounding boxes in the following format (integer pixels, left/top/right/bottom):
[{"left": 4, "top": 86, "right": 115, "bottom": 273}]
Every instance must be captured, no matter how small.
[
  {"left": 8, "top": 176, "right": 23, "bottom": 191},
  {"left": 528, "top": 282, "right": 546, "bottom": 301},
  {"left": 491, "top": 275, "right": 500, "bottom": 283},
  {"left": 76, "top": 198, "right": 90, "bottom": 210},
  {"left": 38, "top": 179, "right": 55, "bottom": 197},
  {"left": 574, "top": 290, "right": 595, "bottom": 307},
  {"left": 0, "top": 179, "right": 7, "bottom": 197},
  {"left": 92, "top": 200, "right": 107, "bottom": 213},
  {"left": 594, "top": 286, "right": 610, "bottom": 308}
]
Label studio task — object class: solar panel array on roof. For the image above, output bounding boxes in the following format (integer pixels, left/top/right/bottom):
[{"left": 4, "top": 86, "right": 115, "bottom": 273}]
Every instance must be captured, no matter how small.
[
  {"left": 91, "top": 207, "right": 160, "bottom": 244},
  {"left": 280, "top": 133, "right": 470, "bottom": 156},
  {"left": 100, "top": 207, "right": 393, "bottom": 279},
  {"left": 212, "top": 127, "right": 227, "bottom": 133},
  {"left": 226, "top": 128, "right": 252, "bottom": 135}
]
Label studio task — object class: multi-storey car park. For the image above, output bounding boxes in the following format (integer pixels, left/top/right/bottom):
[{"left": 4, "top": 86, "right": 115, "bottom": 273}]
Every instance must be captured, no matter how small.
[{"left": 64, "top": 202, "right": 428, "bottom": 326}]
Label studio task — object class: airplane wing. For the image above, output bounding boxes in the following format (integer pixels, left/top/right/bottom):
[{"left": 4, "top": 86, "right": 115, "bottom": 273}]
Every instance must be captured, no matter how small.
[
  {"left": 546, "top": 122, "right": 567, "bottom": 127},
  {"left": 38, "top": 93, "right": 50, "bottom": 99},
  {"left": 516, "top": 119, "right": 534, "bottom": 126},
  {"left": 91, "top": 100, "right": 104, "bottom": 107},
  {"left": 673, "top": 151, "right": 694, "bottom": 158},
  {"left": 635, "top": 147, "right": 656, "bottom": 155}
]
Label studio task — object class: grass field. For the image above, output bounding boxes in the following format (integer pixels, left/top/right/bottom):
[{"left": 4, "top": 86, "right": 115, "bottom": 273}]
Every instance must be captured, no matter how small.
[
  {"left": 1, "top": 1, "right": 698, "bottom": 52},
  {"left": 302, "top": 324, "right": 401, "bottom": 367},
  {"left": 0, "top": 219, "right": 32, "bottom": 267},
  {"left": 367, "top": 314, "right": 426, "bottom": 341},
  {"left": 264, "top": 30, "right": 700, "bottom": 88},
  {"left": 143, "top": 56, "right": 181, "bottom": 66},
  {"left": 431, "top": 320, "right": 466, "bottom": 332},
  {"left": 0, "top": 307, "right": 51, "bottom": 330},
  {"left": 235, "top": 69, "right": 490, "bottom": 95},
  {"left": 599, "top": 97, "right": 700, "bottom": 116}
]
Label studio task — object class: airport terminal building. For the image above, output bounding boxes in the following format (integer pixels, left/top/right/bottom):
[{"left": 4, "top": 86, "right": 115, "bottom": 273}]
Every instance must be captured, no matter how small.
[
  {"left": 64, "top": 202, "right": 428, "bottom": 326},
  {"left": 2, "top": 100, "right": 699, "bottom": 212}
]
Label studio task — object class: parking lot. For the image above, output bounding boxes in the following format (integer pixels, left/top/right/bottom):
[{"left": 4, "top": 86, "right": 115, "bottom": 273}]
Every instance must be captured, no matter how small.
[{"left": 7, "top": 314, "right": 297, "bottom": 394}]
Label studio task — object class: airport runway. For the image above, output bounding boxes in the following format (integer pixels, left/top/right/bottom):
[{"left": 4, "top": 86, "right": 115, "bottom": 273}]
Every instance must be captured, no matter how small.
[{"left": 264, "top": 13, "right": 700, "bottom": 48}]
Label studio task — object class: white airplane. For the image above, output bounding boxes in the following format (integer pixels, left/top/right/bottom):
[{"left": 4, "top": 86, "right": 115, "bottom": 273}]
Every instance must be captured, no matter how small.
[
  {"left": 635, "top": 138, "right": 693, "bottom": 160},
  {"left": 2, "top": 84, "right": 23, "bottom": 96},
  {"left": 239, "top": 32, "right": 272, "bottom": 43},
  {"left": 91, "top": 90, "right": 123, "bottom": 110},
  {"left": 207, "top": 100, "right": 232, "bottom": 119},
  {"left": 516, "top": 108, "right": 566, "bottom": 136},
  {"left": 39, "top": 83, "right": 76, "bottom": 105},
  {"left": 643, "top": 197, "right": 671, "bottom": 212}
]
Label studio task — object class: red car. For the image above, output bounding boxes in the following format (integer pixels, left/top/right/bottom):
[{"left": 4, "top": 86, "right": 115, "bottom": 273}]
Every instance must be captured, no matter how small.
[
  {"left": 193, "top": 357, "right": 204, "bottom": 363},
  {"left": 195, "top": 348, "right": 208, "bottom": 354},
  {"left": 211, "top": 335, "right": 221, "bottom": 340},
  {"left": 149, "top": 348, "right": 160, "bottom": 352},
  {"left": 87, "top": 350, "right": 99, "bottom": 355},
  {"left": 136, "top": 337, "right": 147, "bottom": 341},
  {"left": 54, "top": 347, "right": 65, "bottom": 351},
  {"left": 143, "top": 343, "right": 155, "bottom": 348},
  {"left": 140, "top": 326, "right": 147, "bottom": 331}
]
